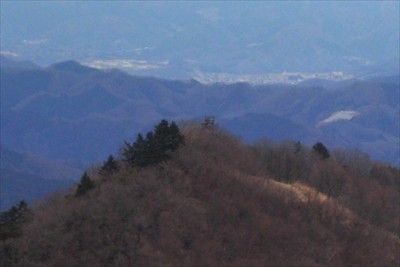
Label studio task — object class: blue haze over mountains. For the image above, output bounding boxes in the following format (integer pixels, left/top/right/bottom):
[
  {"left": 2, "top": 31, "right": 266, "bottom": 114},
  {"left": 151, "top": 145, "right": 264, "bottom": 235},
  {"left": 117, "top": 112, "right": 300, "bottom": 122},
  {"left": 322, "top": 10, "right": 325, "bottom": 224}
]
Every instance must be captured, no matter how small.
[
  {"left": 1, "top": 1, "right": 399, "bottom": 78},
  {"left": 0, "top": 2, "right": 399, "bottom": 209}
]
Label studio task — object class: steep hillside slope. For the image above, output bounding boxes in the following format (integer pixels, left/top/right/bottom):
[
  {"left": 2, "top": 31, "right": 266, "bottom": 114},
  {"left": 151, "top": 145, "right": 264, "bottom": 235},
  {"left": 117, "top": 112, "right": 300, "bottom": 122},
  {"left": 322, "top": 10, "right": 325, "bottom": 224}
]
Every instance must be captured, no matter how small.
[{"left": 1, "top": 125, "right": 398, "bottom": 266}]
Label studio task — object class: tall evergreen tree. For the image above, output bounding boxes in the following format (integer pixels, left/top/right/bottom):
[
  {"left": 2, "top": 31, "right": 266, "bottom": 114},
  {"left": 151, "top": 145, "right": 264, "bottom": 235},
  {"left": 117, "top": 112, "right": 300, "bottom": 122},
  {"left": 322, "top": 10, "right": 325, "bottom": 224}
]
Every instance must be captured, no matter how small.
[
  {"left": 313, "top": 142, "right": 330, "bottom": 159},
  {"left": 143, "top": 131, "right": 161, "bottom": 166},
  {"left": 0, "top": 200, "right": 32, "bottom": 240},
  {"left": 133, "top": 133, "right": 147, "bottom": 166},
  {"left": 122, "top": 140, "right": 136, "bottom": 165},
  {"left": 154, "top": 120, "right": 173, "bottom": 162},
  {"left": 122, "top": 119, "right": 185, "bottom": 168},
  {"left": 154, "top": 119, "right": 171, "bottom": 152},
  {"left": 100, "top": 154, "right": 119, "bottom": 175},
  {"left": 168, "top": 121, "right": 184, "bottom": 150},
  {"left": 122, "top": 134, "right": 145, "bottom": 165},
  {"left": 75, "top": 171, "right": 95, "bottom": 197}
]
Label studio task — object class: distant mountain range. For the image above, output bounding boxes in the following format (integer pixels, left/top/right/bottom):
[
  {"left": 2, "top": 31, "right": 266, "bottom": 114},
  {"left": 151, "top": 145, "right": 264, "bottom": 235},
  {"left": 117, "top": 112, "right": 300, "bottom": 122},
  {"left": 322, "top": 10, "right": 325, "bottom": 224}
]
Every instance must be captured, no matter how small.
[
  {"left": 0, "top": 147, "right": 79, "bottom": 210},
  {"left": 1, "top": 57, "right": 399, "bottom": 208},
  {"left": 1, "top": 2, "right": 399, "bottom": 79}
]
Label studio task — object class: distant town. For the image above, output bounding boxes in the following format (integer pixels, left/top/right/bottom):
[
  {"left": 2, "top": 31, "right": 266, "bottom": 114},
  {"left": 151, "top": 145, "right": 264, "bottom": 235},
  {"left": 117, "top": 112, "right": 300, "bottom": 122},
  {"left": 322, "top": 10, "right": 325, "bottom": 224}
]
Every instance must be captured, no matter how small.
[{"left": 193, "top": 71, "right": 354, "bottom": 85}]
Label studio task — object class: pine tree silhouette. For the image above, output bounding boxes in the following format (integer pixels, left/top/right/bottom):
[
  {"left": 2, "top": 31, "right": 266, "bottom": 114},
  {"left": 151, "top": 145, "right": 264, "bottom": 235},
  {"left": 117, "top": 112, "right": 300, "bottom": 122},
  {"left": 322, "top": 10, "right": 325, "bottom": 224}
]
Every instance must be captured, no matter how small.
[
  {"left": 0, "top": 200, "right": 32, "bottom": 240},
  {"left": 122, "top": 119, "right": 185, "bottom": 167},
  {"left": 75, "top": 171, "right": 95, "bottom": 197},
  {"left": 312, "top": 142, "right": 330, "bottom": 159},
  {"left": 100, "top": 155, "right": 119, "bottom": 175}
]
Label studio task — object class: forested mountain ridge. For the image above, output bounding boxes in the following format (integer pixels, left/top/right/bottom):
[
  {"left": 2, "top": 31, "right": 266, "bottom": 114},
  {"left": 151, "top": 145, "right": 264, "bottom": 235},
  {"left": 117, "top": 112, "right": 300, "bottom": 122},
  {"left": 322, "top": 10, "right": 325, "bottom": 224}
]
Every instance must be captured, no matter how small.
[
  {"left": 1, "top": 58, "right": 399, "bottom": 211},
  {"left": 1, "top": 122, "right": 399, "bottom": 266},
  {"left": 1, "top": 2, "right": 398, "bottom": 264},
  {"left": 1, "top": 58, "right": 399, "bottom": 166}
]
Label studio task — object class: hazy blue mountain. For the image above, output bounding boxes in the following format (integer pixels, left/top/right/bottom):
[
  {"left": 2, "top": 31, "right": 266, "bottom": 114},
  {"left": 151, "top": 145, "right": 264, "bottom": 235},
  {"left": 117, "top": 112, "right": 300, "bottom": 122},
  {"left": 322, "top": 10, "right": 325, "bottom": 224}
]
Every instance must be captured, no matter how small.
[
  {"left": 1, "top": 2, "right": 398, "bottom": 215},
  {"left": 0, "top": 147, "right": 81, "bottom": 210},
  {"left": 1, "top": 59, "right": 399, "bottom": 167},
  {"left": 1, "top": 2, "right": 398, "bottom": 79},
  {"left": 219, "top": 113, "right": 311, "bottom": 143},
  {"left": 0, "top": 55, "right": 40, "bottom": 72}
]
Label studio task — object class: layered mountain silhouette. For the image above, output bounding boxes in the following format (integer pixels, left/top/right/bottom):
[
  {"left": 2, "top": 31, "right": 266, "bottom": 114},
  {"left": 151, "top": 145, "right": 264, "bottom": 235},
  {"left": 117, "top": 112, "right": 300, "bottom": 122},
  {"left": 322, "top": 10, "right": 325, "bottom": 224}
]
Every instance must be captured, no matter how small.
[
  {"left": 0, "top": 147, "right": 80, "bottom": 210},
  {"left": 1, "top": 58, "right": 398, "bottom": 163},
  {"left": 1, "top": 58, "right": 399, "bottom": 207}
]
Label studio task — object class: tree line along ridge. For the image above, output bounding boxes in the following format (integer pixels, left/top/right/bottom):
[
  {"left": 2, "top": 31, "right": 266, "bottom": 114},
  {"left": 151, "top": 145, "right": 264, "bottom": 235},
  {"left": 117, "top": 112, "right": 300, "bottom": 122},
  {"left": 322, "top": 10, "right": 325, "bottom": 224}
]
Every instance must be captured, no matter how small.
[{"left": 1, "top": 119, "right": 399, "bottom": 267}]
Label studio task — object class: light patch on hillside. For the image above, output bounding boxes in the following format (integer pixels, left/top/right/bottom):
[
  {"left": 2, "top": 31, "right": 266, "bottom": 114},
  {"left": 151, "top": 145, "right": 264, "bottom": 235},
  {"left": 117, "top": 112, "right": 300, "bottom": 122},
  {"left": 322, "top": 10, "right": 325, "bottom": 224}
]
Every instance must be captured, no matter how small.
[
  {"left": 233, "top": 172, "right": 355, "bottom": 225},
  {"left": 231, "top": 170, "right": 329, "bottom": 203},
  {"left": 317, "top": 110, "right": 360, "bottom": 127}
]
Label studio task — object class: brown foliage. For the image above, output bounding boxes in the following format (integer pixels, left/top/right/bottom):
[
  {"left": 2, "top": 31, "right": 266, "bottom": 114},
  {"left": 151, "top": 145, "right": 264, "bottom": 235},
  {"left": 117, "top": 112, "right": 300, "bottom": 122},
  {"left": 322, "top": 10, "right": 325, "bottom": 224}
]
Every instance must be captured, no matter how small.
[
  {"left": 255, "top": 139, "right": 400, "bottom": 237},
  {"left": 2, "top": 124, "right": 399, "bottom": 267}
]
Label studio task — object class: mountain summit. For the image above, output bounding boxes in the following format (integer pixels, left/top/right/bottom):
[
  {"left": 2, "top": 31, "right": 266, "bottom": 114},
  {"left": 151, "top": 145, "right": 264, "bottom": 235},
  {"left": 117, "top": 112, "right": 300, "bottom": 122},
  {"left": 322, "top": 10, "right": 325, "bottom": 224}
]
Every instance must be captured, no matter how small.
[
  {"left": 1, "top": 123, "right": 398, "bottom": 266},
  {"left": 48, "top": 60, "right": 97, "bottom": 74}
]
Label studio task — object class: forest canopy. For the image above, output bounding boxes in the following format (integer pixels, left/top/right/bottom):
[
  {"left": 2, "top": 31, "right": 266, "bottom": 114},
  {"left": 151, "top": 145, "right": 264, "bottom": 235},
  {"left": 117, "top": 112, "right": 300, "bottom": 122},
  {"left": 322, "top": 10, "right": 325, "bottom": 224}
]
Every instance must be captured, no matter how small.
[{"left": 1, "top": 122, "right": 399, "bottom": 267}]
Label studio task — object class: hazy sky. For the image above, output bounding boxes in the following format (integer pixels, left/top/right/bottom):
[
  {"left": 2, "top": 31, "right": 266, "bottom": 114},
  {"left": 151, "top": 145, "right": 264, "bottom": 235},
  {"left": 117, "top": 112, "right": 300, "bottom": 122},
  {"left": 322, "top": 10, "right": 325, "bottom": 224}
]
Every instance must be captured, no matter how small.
[{"left": 1, "top": 1, "right": 399, "bottom": 76}]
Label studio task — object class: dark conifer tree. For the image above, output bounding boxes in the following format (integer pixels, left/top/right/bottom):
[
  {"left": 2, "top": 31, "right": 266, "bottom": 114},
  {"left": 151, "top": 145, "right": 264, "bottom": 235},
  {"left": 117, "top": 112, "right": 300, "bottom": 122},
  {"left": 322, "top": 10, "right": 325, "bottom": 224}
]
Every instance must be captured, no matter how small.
[
  {"left": 153, "top": 120, "right": 184, "bottom": 162},
  {"left": 154, "top": 119, "right": 171, "bottom": 152},
  {"left": 100, "top": 154, "right": 119, "bottom": 175},
  {"left": 132, "top": 133, "right": 147, "bottom": 166},
  {"left": 75, "top": 171, "right": 95, "bottom": 197},
  {"left": 122, "top": 134, "right": 145, "bottom": 165},
  {"left": 168, "top": 121, "right": 184, "bottom": 150},
  {"left": 122, "top": 119, "right": 185, "bottom": 167},
  {"left": 122, "top": 140, "right": 136, "bottom": 165},
  {"left": 312, "top": 142, "right": 330, "bottom": 159},
  {"left": 154, "top": 120, "right": 173, "bottom": 162},
  {"left": 143, "top": 131, "right": 160, "bottom": 166},
  {"left": 0, "top": 200, "right": 32, "bottom": 240}
]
